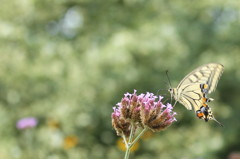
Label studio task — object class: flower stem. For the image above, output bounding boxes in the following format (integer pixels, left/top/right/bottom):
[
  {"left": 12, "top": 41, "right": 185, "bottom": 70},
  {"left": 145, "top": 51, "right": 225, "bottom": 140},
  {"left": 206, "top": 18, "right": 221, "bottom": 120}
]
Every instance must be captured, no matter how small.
[
  {"left": 124, "top": 144, "right": 131, "bottom": 159},
  {"left": 122, "top": 134, "right": 128, "bottom": 146},
  {"left": 124, "top": 122, "right": 135, "bottom": 159},
  {"left": 129, "top": 127, "right": 148, "bottom": 149},
  {"left": 124, "top": 126, "right": 148, "bottom": 159}
]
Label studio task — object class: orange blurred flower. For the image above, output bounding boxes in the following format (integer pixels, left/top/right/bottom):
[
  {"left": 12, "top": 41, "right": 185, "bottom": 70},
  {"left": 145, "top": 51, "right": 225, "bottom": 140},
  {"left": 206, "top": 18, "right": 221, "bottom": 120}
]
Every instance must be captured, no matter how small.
[
  {"left": 63, "top": 135, "right": 78, "bottom": 149},
  {"left": 141, "top": 130, "right": 154, "bottom": 140},
  {"left": 116, "top": 138, "right": 139, "bottom": 152}
]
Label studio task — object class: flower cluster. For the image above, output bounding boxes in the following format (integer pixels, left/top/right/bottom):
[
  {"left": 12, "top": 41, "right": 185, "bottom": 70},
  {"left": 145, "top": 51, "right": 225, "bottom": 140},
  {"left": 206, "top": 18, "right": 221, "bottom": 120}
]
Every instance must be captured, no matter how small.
[{"left": 112, "top": 90, "right": 176, "bottom": 137}]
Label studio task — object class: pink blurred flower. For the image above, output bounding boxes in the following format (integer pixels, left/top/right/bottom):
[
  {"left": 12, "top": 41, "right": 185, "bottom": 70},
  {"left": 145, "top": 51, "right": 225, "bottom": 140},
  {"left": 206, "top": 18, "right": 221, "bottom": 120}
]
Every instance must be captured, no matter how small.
[
  {"left": 228, "top": 152, "right": 240, "bottom": 159},
  {"left": 16, "top": 117, "right": 38, "bottom": 130}
]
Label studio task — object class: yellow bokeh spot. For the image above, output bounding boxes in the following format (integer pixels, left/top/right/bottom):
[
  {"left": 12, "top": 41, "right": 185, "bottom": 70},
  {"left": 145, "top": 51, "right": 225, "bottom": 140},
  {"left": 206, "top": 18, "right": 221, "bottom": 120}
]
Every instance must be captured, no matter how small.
[
  {"left": 47, "top": 118, "right": 61, "bottom": 129},
  {"left": 63, "top": 135, "right": 78, "bottom": 149},
  {"left": 141, "top": 130, "right": 154, "bottom": 140},
  {"left": 116, "top": 138, "right": 139, "bottom": 152}
]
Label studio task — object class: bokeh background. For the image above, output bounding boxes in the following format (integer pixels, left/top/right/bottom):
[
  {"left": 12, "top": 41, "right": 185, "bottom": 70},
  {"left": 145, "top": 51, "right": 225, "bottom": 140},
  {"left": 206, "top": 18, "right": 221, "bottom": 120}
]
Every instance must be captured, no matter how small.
[{"left": 0, "top": 0, "right": 240, "bottom": 159}]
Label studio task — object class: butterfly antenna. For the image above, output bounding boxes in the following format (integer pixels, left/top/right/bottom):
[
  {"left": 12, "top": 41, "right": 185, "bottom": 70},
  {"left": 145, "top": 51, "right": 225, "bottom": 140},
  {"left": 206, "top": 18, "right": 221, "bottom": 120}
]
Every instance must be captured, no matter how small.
[
  {"left": 157, "top": 75, "right": 172, "bottom": 96},
  {"left": 157, "top": 89, "right": 168, "bottom": 96},
  {"left": 165, "top": 70, "right": 173, "bottom": 104},
  {"left": 165, "top": 70, "right": 172, "bottom": 88},
  {"left": 162, "top": 80, "right": 170, "bottom": 88},
  {"left": 172, "top": 100, "right": 178, "bottom": 107},
  {"left": 212, "top": 118, "right": 223, "bottom": 127}
]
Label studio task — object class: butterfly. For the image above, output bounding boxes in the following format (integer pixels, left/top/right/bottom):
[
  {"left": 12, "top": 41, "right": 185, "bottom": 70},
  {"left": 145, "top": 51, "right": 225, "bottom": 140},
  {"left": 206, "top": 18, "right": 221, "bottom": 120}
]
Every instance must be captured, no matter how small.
[{"left": 168, "top": 63, "right": 224, "bottom": 126}]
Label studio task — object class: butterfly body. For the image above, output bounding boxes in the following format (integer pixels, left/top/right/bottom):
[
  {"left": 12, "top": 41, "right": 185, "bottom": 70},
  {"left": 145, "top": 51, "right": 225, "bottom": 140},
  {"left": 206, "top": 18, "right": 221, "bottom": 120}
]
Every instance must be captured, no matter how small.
[{"left": 168, "top": 63, "right": 224, "bottom": 126}]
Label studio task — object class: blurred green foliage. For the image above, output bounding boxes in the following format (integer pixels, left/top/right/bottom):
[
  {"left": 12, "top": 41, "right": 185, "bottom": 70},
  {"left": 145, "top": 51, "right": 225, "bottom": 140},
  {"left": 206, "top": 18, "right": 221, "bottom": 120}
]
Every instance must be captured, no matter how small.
[{"left": 0, "top": 0, "right": 240, "bottom": 159}]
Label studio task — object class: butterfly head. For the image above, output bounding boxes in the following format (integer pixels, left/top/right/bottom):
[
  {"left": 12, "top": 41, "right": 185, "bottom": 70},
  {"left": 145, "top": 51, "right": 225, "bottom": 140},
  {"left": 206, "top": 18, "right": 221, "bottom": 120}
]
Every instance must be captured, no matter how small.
[
  {"left": 168, "top": 88, "right": 173, "bottom": 94},
  {"left": 168, "top": 88, "right": 179, "bottom": 107},
  {"left": 168, "top": 88, "right": 177, "bottom": 98},
  {"left": 168, "top": 88, "right": 176, "bottom": 94}
]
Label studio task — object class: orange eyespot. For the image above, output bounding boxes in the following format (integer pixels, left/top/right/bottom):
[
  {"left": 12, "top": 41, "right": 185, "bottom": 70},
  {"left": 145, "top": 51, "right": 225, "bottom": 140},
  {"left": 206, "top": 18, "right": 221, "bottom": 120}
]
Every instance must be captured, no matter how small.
[
  {"left": 202, "top": 97, "right": 207, "bottom": 102},
  {"left": 203, "top": 84, "right": 208, "bottom": 89},
  {"left": 197, "top": 112, "right": 204, "bottom": 118}
]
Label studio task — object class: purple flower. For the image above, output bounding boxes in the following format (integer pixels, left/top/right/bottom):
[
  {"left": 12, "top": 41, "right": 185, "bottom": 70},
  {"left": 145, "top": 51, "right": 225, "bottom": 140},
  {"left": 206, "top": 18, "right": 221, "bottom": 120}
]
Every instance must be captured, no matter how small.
[
  {"left": 112, "top": 90, "right": 177, "bottom": 137},
  {"left": 16, "top": 117, "right": 38, "bottom": 130},
  {"left": 141, "top": 102, "right": 177, "bottom": 132}
]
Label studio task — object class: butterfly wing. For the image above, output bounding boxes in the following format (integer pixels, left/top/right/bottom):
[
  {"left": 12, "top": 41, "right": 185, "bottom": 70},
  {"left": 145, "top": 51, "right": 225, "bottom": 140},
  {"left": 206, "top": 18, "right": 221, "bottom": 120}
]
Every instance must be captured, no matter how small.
[
  {"left": 176, "top": 83, "right": 204, "bottom": 111},
  {"left": 177, "top": 63, "right": 224, "bottom": 94}
]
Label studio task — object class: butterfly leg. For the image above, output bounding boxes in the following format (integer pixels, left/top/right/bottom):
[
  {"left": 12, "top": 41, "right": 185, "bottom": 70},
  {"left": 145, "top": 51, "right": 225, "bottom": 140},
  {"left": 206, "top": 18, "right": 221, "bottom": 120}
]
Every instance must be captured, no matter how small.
[{"left": 172, "top": 100, "right": 178, "bottom": 107}]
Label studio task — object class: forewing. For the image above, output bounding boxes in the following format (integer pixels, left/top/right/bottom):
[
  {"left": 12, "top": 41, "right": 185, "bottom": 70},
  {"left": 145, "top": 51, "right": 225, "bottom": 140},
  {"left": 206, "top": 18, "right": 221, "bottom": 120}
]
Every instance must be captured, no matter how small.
[
  {"left": 177, "top": 84, "right": 204, "bottom": 111},
  {"left": 177, "top": 63, "right": 224, "bottom": 94}
]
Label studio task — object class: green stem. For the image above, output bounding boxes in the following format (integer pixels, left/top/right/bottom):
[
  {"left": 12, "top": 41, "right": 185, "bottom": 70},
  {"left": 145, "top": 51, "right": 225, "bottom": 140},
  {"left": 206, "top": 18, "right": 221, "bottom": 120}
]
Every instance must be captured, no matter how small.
[
  {"left": 129, "top": 127, "right": 148, "bottom": 149},
  {"left": 124, "top": 122, "right": 135, "bottom": 159},
  {"left": 129, "top": 122, "right": 135, "bottom": 142},
  {"left": 122, "top": 134, "right": 128, "bottom": 146},
  {"left": 124, "top": 144, "right": 131, "bottom": 159},
  {"left": 124, "top": 126, "right": 148, "bottom": 159}
]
